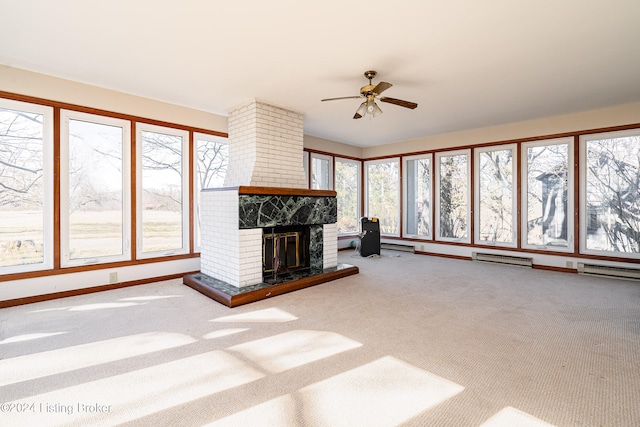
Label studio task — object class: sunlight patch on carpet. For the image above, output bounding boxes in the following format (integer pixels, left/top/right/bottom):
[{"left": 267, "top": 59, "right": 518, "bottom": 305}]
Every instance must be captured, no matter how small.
[
  {"left": 227, "top": 330, "right": 362, "bottom": 373},
  {"left": 0, "top": 332, "right": 197, "bottom": 386},
  {"left": 204, "top": 394, "right": 299, "bottom": 426},
  {"left": 0, "top": 332, "right": 67, "bottom": 345},
  {"left": 119, "top": 295, "right": 183, "bottom": 301},
  {"left": 68, "top": 302, "right": 142, "bottom": 311},
  {"left": 203, "top": 328, "right": 249, "bottom": 339},
  {"left": 480, "top": 406, "right": 556, "bottom": 427},
  {"left": 211, "top": 307, "right": 298, "bottom": 323},
  {"left": 299, "top": 356, "right": 464, "bottom": 426},
  {"left": 3, "top": 351, "right": 265, "bottom": 426}
]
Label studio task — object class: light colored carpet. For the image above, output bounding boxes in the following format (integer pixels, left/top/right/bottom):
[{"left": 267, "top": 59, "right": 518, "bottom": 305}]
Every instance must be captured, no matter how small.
[{"left": 1, "top": 250, "right": 639, "bottom": 426}]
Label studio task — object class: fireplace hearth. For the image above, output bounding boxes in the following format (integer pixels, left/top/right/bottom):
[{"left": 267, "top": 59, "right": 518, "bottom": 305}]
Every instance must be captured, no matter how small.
[{"left": 182, "top": 99, "right": 358, "bottom": 307}]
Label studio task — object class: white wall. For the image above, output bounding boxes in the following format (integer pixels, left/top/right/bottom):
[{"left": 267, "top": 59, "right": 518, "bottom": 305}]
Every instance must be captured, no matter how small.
[{"left": 362, "top": 102, "right": 640, "bottom": 158}]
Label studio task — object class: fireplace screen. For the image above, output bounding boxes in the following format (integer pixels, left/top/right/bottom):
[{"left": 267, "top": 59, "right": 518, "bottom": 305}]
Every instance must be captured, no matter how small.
[{"left": 263, "top": 228, "right": 308, "bottom": 277}]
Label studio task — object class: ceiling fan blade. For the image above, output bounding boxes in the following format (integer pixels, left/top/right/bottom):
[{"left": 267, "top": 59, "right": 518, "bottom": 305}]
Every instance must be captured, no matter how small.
[
  {"left": 380, "top": 97, "right": 418, "bottom": 109},
  {"left": 372, "top": 81, "right": 392, "bottom": 95},
  {"left": 321, "top": 96, "right": 362, "bottom": 102}
]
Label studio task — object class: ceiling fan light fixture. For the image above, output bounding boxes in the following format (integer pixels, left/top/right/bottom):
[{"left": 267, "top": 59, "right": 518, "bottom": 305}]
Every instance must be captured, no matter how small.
[
  {"left": 371, "top": 102, "right": 383, "bottom": 117},
  {"left": 356, "top": 102, "right": 367, "bottom": 117}
]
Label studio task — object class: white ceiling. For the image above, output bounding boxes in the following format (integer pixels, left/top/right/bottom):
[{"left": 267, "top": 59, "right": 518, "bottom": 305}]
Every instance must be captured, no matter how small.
[{"left": 2, "top": 1, "right": 640, "bottom": 147}]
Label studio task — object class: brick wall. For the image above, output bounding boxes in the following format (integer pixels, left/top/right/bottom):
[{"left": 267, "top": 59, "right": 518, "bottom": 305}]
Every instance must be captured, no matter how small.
[
  {"left": 200, "top": 190, "right": 262, "bottom": 287},
  {"left": 224, "top": 99, "right": 307, "bottom": 189},
  {"left": 201, "top": 99, "right": 338, "bottom": 289}
]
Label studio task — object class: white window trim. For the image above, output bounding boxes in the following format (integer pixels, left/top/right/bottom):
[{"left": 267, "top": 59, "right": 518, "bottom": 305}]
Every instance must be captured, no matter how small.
[
  {"left": 193, "top": 132, "right": 228, "bottom": 253},
  {"left": 60, "top": 110, "right": 132, "bottom": 266},
  {"left": 136, "top": 123, "right": 190, "bottom": 259},
  {"left": 474, "top": 144, "right": 518, "bottom": 248},
  {"left": 579, "top": 129, "right": 640, "bottom": 259},
  {"left": 521, "top": 137, "right": 574, "bottom": 252},
  {"left": 435, "top": 149, "right": 471, "bottom": 243},
  {"left": 310, "top": 152, "right": 334, "bottom": 190},
  {"left": 364, "top": 157, "right": 401, "bottom": 237},
  {"left": 0, "top": 99, "right": 54, "bottom": 274},
  {"left": 335, "top": 157, "right": 362, "bottom": 236},
  {"left": 403, "top": 153, "right": 433, "bottom": 239}
]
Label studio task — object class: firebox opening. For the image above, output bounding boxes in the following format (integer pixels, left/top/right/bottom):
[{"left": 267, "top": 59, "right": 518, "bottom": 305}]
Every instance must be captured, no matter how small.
[{"left": 263, "top": 225, "right": 310, "bottom": 280}]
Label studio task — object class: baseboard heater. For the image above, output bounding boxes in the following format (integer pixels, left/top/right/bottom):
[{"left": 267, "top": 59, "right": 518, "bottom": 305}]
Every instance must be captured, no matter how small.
[
  {"left": 577, "top": 263, "right": 640, "bottom": 281},
  {"left": 472, "top": 252, "right": 533, "bottom": 268},
  {"left": 380, "top": 242, "right": 416, "bottom": 253}
]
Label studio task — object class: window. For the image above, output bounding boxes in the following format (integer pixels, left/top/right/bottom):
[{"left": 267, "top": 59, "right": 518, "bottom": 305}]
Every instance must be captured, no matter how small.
[
  {"left": 310, "top": 152, "right": 333, "bottom": 190},
  {"left": 404, "top": 154, "right": 432, "bottom": 239},
  {"left": 136, "top": 124, "right": 190, "bottom": 258},
  {"left": 60, "top": 111, "right": 131, "bottom": 266},
  {"left": 365, "top": 158, "right": 400, "bottom": 236},
  {"left": 303, "top": 151, "right": 310, "bottom": 188},
  {"left": 335, "top": 158, "right": 361, "bottom": 234},
  {"left": 580, "top": 129, "right": 640, "bottom": 257},
  {"left": 194, "top": 133, "right": 228, "bottom": 251},
  {"left": 0, "top": 99, "right": 53, "bottom": 274},
  {"left": 475, "top": 145, "right": 517, "bottom": 247},
  {"left": 436, "top": 150, "right": 470, "bottom": 242},
  {"left": 522, "top": 138, "right": 573, "bottom": 251}
]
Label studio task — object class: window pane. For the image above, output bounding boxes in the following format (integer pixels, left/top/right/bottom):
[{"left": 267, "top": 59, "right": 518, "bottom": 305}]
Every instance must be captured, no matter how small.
[
  {"left": 335, "top": 159, "right": 360, "bottom": 234},
  {"left": 478, "top": 148, "right": 514, "bottom": 244},
  {"left": 0, "top": 107, "right": 46, "bottom": 268},
  {"left": 367, "top": 160, "right": 399, "bottom": 235},
  {"left": 438, "top": 153, "right": 468, "bottom": 240},
  {"left": 195, "top": 136, "right": 228, "bottom": 249},
  {"left": 67, "top": 119, "right": 125, "bottom": 260},
  {"left": 525, "top": 142, "right": 570, "bottom": 247},
  {"left": 140, "top": 130, "right": 184, "bottom": 253},
  {"left": 311, "top": 155, "right": 331, "bottom": 190},
  {"left": 405, "top": 157, "right": 432, "bottom": 238},
  {"left": 584, "top": 134, "right": 640, "bottom": 254}
]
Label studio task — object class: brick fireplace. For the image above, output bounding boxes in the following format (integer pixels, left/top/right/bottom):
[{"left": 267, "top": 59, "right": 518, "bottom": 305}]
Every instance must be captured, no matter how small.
[{"left": 184, "top": 99, "right": 357, "bottom": 306}]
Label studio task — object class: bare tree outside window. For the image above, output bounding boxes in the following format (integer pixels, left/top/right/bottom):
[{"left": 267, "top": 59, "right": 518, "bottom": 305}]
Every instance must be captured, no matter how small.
[
  {"left": 585, "top": 135, "right": 640, "bottom": 254},
  {"left": 438, "top": 153, "right": 468, "bottom": 240},
  {"left": 477, "top": 148, "right": 514, "bottom": 244},
  {"left": 0, "top": 107, "right": 46, "bottom": 267},
  {"left": 66, "top": 118, "right": 125, "bottom": 261},
  {"left": 406, "top": 156, "right": 431, "bottom": 238},
  {"left": 140, "top": 130, "right": 184, "bottom": 253}
]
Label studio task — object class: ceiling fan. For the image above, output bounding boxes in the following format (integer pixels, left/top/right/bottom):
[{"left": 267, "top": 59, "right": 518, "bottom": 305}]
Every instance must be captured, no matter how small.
[{"left": 321, "top": 70, "right": 418, "bottom": 119}]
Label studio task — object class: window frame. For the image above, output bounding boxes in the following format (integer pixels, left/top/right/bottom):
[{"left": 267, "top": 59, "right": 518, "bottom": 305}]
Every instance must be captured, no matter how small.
[
  {"left": 136, "top": 123, "right": 190, "bottom": 259},
  {"left": 520, "top": 137, "right": 574, "bottom": 253},
  {"left": 474, "top": 144, "right": 518, "bottom": 248},
  {"left": 0, "top": 99, "right": 54, "bottom": 275},
  {"left": 403, "top": 153, "right": 433, "bottom": 240},
  {"left": 579, "top": 128, "right": 640, "bottom": 259},
  {"left": 310, "top": 152, "right": 334, "bottom": 190},
  {"left": 435, "top": 149, "right": 471, "bottom": 243},
  {"left": 59, "top": 110, "right": 132, "bottom": 266},
  {"left": 364, "top": 157, "right": 401, "bottom": 237},
  {"left": 335, "top": 157, "right": 362, "bottom": 235}
]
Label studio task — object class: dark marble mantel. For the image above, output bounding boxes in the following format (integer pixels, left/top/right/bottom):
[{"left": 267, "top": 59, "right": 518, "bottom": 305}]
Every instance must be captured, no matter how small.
[{"left": 201, "top": 186, "right": 338, "bottom": 229}]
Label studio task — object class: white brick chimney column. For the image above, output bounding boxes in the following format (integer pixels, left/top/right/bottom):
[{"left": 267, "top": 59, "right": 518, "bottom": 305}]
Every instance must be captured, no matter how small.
[{"left": 224, "top": 98, "right": 307, "bottom": 188}]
